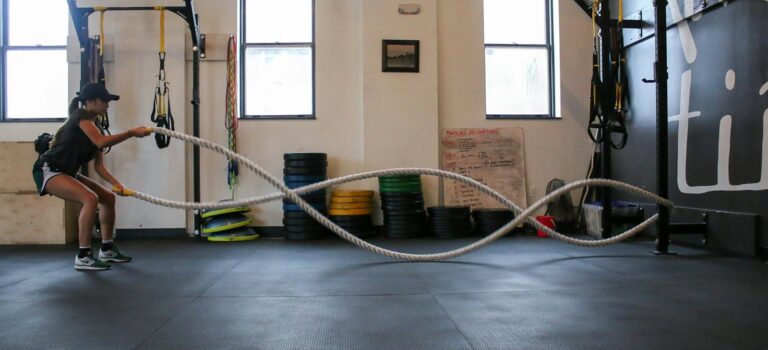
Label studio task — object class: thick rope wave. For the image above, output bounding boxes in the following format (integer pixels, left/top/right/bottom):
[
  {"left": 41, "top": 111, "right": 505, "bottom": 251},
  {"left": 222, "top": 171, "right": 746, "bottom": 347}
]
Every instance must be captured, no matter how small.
[{"left": 122, "top": 127, "right": 674, "bottom": 261}]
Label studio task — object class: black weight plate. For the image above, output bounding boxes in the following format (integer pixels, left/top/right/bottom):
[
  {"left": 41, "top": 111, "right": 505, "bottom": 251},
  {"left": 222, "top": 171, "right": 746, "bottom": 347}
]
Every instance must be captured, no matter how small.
[
  {"left": 283, "top": 153, "right": 327, "bottom": 161},
  {"left": 379, "top": 191, "right": 423, "bottom": 198},
  {"left": 283, "top": 167, "right": 327, "bottom": 176},
  {"left": 428, "top": 213, "right": 472, "bottom": 220},
  {"left": 382, "top": 208, "right": 426, "bottom": 215},
  {"left": 282, "top": 196, "right": 327, "bottom": 205},
  {"left": 381, "top": 203, "right": 424, "bottom": 210},
  {"left": 330, "top": 216, "right": 373, "bottom": 224},
  {"left": 283, "top": 217, "right": 322, "bottom": 226},
  {"left": 284, "top": 159, "right": 328, "bottom": 168},
  {"left": 383, "top": 214, "right": 426, "bottom": 221},
  {"left": 283, "top": 211, "right": 317, "bottom": 219},
  {"left": 428, "top": 206, "right": 471, "bottom": 214}
]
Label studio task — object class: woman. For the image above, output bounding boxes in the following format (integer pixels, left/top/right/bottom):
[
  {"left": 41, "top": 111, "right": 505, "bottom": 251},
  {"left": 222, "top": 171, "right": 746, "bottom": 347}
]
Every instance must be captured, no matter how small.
[{"left": 32, "top": 83, "right": 150, "bottom": 271}]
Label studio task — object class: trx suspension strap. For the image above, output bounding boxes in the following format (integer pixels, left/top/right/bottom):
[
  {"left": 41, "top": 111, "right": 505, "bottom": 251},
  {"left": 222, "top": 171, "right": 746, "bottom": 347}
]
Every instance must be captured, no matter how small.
[
  {"left": 607, "top": 0, "right": 629, "bottom": 149},
  {"left": 587, "top": 0, "right": 605, "bottom": 143},
  {"left": 225, "top": 36, "right": 239, "bottom": 199},
  {"left": 92, "top": 8, "right": 112, "bottom": 152},
  {"left": 150, "top": 7, "right": 174, "bottom": 149}
]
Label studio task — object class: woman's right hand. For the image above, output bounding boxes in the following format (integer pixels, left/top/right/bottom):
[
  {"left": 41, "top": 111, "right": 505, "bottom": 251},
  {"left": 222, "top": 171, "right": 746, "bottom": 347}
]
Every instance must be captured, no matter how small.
[{"left": 129, "top": 126, "right": 152, "bottom": 138}]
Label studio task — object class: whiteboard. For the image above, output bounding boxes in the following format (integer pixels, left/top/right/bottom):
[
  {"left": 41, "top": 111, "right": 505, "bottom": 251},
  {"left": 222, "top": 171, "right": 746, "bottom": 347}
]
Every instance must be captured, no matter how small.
[{"left": 441, "top": 128, "right": 527, "bottom": 209}]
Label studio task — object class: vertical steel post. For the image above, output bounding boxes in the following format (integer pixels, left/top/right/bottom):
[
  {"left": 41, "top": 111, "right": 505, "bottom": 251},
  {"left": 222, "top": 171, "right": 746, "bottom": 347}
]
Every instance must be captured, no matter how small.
[
  {"left": 598, "top": 0, "right": 613, "bottom": 238},
  {"left": 653, "top": 0, "right": 671, "bottom": 254}
]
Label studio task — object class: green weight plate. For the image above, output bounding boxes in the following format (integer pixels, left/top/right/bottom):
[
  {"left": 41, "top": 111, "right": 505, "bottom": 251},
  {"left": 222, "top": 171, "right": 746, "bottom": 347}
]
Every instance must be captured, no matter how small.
[
  {"left": 201, "top": 206, "right": 251, "bottom": 219},
  {"left": 202, "top": 214, "right": 252, "bottom": 234}
]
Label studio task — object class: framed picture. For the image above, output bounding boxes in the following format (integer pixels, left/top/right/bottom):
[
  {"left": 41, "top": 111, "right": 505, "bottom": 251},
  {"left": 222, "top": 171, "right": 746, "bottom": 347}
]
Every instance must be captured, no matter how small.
[{"left": 382, "top": 39, "right": 419, "bottom": 73}]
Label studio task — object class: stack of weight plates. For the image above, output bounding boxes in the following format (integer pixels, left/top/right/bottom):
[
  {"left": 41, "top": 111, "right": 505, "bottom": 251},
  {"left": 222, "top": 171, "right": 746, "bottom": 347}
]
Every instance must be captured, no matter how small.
[
  {"left": 427, "top": 206, "right": 472, "bottom": 238},
  {"left": 329, "top": 190, "right": 376, "bottom": 239},
  {"left": 283, "top": 153, "right": 329, "bottom": 240},
  {"left": 202, "top": 206, "right": 259, "bottom": 242},
  {"left": 472, "top": 208, "right": 515, "bottom": 237},
  {"left": 379, "top": 175, "right": 426, "bottom": 238}
]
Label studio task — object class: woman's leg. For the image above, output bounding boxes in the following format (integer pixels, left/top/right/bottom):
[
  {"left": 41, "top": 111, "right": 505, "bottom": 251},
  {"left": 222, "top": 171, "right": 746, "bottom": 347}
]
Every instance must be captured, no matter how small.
[
  {"left": 44, "top": 174, "right": 98, "bottom": 248},
  {"left": 76, "top": 175, "right": 116, "bottom": 242}
]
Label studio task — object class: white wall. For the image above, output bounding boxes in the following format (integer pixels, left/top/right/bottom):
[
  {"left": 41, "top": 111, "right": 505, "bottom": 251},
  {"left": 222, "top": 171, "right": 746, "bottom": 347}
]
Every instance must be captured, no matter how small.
[
  {"left": 437, "top": 0, "right": 594, "bottom": 204},
  {"left": 0, "top": 0, "right": 592, "bottom": 231}
]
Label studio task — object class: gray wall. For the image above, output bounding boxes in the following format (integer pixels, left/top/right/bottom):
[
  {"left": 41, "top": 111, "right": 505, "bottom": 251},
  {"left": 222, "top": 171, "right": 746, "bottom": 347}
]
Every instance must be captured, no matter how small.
[{"left": 613, "top": 0, "right": 768, "bottom": 255}]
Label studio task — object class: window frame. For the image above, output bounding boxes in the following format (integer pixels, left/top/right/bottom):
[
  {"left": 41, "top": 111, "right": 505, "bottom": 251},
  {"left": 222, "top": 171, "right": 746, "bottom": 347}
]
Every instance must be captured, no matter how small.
[
  {"left": 239, "top": 0, "right": 316, "bottom": 120},
  {"left": 484, "top": 0, "right": 556, "bottom": 120},
  {"left": 0, "top": 0, "right": 67, "bottom": 122}
]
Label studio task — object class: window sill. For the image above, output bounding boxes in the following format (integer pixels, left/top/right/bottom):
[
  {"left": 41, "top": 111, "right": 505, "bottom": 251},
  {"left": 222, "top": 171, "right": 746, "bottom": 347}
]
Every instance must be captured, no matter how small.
[
  {"left": 240, "top": 115, "right": 316, "bottom": 120},
  {"left": 486, "top": 114, "right": 560, "bottom": 120}
]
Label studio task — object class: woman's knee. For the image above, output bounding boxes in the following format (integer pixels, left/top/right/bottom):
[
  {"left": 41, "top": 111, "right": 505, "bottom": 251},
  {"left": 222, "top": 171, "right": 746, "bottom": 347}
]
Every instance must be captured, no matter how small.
[
  {"left": 81, "top": 191, "right": 99, "bottom": 209},
  {"left": 100, "top": 191, "right": 116, "bottom": 207}
]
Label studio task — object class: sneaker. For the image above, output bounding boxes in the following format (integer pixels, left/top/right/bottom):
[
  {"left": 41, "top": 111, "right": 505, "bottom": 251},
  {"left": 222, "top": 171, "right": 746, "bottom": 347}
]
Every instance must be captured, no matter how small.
[
  {"left": 74, "top": 254, "right": 111, "bottom": 271},
  {"left": 99, "top": 245, "right": 132, "bottom": 263}
]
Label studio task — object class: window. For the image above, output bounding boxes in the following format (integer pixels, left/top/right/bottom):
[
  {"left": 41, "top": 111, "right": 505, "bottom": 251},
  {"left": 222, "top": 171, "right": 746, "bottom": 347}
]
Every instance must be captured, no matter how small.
[
  {"left": 484, "top": 0, "right": 554, "bottom": 118},
  {"left": 241, "top": 0, "right": 315, "bottom": 119},
  {"left": 1, "top": 0, "right": 69, "bottom": 121}
]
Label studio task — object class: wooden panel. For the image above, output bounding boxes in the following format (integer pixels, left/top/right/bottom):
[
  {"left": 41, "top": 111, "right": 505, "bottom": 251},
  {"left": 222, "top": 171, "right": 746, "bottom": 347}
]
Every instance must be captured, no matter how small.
[
  {"left": 0, "top": 194, "right": 71, "bottom": 244},
  {"left": 0, "top": 142, "right": 39, "bottom": 194}
]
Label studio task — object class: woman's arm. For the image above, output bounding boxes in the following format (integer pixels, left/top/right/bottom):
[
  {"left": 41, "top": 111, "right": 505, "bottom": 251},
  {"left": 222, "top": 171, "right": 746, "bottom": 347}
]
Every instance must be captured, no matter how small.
[
  {"left": 80, "top": 120, "right": 150, "bottom": 149},
  {"left": 93, "top": 152, "right": 123, "bottom": 189}
]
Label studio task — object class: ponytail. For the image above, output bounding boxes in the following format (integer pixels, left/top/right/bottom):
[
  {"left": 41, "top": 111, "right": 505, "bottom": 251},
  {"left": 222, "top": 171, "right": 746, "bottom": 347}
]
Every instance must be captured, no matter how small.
[{"left": 68, "top": 96, "right": 82, "bottom": 115}]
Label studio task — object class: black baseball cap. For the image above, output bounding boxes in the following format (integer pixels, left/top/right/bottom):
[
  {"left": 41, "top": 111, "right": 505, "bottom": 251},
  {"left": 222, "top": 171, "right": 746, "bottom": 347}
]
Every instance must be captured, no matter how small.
[{"left": 79, "top": 83, "right": 120, "bottom": 102}]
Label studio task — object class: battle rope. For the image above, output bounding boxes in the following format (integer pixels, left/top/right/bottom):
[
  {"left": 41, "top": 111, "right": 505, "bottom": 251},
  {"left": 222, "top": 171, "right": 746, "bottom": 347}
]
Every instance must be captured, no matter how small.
[
  {"left": 149, "top": 7, "right": 174, "bottom": 149},
  {"left": 115, "top": 127, "right": 674, "bottom": 261},
  {"left": 225, "top": 36, "right": 239, "bottom": 199}
]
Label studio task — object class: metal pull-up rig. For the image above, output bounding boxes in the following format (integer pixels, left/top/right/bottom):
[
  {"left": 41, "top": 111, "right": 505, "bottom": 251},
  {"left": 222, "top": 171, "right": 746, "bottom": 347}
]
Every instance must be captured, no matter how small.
[{"left": 67, "top": 0, "right": 205, "bottom": 239}]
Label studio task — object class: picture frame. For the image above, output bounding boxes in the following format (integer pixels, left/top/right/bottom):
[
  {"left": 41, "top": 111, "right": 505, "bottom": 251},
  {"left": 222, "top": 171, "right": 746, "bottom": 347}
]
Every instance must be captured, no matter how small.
[{"left": 382, "top": 39, "right": 420, "bottom": 73}]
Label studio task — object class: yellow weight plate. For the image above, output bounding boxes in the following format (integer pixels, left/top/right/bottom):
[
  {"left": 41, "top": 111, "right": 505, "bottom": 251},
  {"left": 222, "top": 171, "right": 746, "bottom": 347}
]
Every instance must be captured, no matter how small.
[
  {"left": 330, "top": 202, "right": 372, "bottom": 210},
  {"left": 328, "top": 208, "right": 372, "bottom": 216},
  {"left": 332, "top": 190, "right": 374, "bottom": 197},
  {"left": 331, "top": 196, "right": 372, "bottom": 203}
]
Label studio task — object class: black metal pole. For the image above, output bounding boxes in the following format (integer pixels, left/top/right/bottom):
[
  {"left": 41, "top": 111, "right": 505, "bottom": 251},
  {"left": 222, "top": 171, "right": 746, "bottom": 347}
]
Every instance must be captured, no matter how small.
[
  {"left": 192, "top": 14, "right": 202, "bottom": 240},
  {"left": 653, "top": 0, "right": 671, "bottom": 254},
  {"left": 598, "top": 0, "right": 613, "bottom": 238}
]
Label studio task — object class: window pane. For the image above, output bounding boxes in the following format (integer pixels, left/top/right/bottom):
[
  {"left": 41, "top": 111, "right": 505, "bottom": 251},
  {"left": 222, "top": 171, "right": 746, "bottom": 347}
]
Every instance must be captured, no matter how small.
[
  {"left": 8, "top": 0, "right": 68, "bottom": 46},
  {"left": 244, "top": 46, "right": 313, "bottom": 116},
  {"left": 246, "top": 0, "right": 312, "bottom": 43},
  {"left": 485, "top": 47, "right": 550, "bottom": 115},
  {"left": 6, "top": 50, "right": 68, "bottom": 119},
  {"left": 484, "top": 0, "right": 546, "bottom": 44}
]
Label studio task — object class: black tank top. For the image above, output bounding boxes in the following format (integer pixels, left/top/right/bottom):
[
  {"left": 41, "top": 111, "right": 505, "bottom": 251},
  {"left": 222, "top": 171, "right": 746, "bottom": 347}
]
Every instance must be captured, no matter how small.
[{"left": 40, "top": 109, "right": 101, "bottom": 176}]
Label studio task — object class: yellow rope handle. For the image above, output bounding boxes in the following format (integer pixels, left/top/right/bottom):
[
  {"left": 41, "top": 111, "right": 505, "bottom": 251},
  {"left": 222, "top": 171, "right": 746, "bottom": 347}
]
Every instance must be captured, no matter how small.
[{"left": 112, "top": 186, "right": 136, "bottom": 197}]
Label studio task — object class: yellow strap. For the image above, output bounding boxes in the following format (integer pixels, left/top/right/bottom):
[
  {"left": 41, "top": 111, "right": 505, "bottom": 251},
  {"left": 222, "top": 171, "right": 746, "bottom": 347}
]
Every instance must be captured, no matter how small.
[
  {"left": 618, "top": 0, "right": 623, "bottom": 25},
  {"left": 98, "top": 9, "right": 106, "bottom": 56},
  {"left": 158, "top": 7, "right": 166, "bottom": 54}
]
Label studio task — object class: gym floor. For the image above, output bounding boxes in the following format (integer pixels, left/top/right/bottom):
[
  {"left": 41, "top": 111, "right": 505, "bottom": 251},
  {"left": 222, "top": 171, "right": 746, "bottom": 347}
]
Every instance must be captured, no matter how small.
[{"left": 1, "top": 236, "right": 767, "bottom": 349}]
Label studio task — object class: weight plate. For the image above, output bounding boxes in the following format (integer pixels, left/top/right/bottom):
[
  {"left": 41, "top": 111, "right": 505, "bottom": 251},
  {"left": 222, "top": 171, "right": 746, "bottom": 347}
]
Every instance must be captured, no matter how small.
[
  {"left": 328, "top": 208, "right": 372, "bottom": 216},
  {"left": 284, "top": 159, "right": 328, "bottom": 168},
  {"left": 331, "top": 196, "right": 373, "bottom": 203},
  {"left": 283, "top": 153, "right": 327, "bottom": 161},
  {"left": 283, "top": 167, "right": 327, "bottom": 176},
  {"left": 330, "top": 202, "right": 372, "bottom": 210},
  {"left": 202, "top": 214, "right": 253, "bottom": 234},
  {"left": 332, "top": 190, "right": 374, "bottom": 197},
  {"left": 201, "top": 206, "right": 251, "bottom": 219}
]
